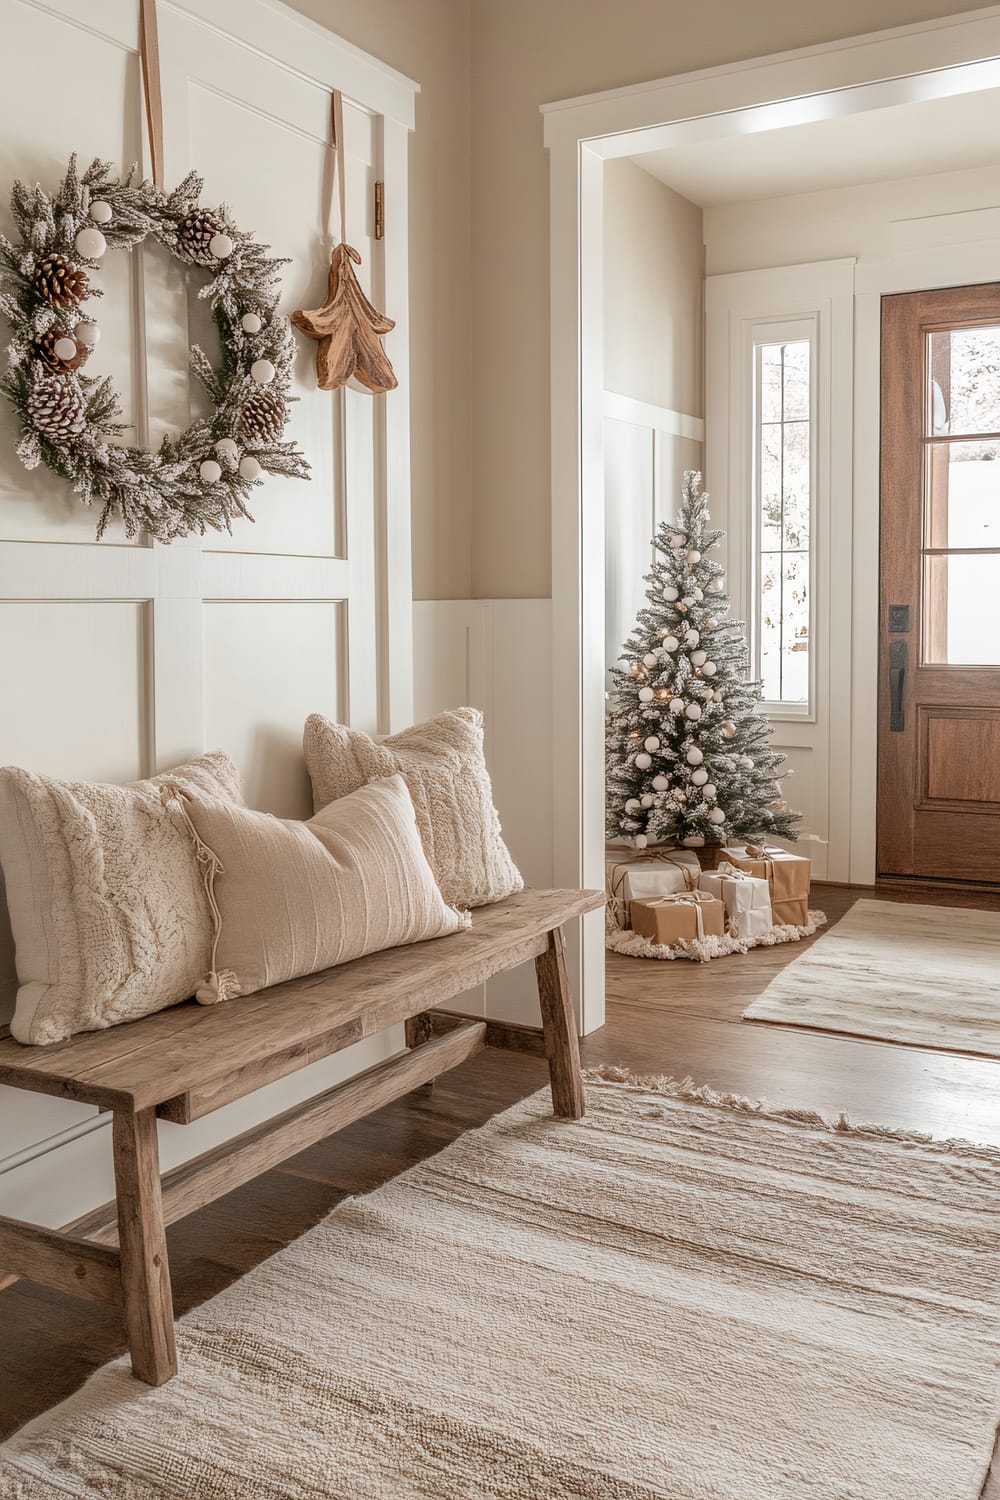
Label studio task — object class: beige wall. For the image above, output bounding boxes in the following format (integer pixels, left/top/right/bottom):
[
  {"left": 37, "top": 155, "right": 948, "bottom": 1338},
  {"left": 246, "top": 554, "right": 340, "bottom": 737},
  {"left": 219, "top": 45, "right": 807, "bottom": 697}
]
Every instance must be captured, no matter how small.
[
  {"left": 289, "top": 0, "right": 982, "bottom": 599},
  {"left": 604, "top": 159, "right": 703, "bottom": 416}
]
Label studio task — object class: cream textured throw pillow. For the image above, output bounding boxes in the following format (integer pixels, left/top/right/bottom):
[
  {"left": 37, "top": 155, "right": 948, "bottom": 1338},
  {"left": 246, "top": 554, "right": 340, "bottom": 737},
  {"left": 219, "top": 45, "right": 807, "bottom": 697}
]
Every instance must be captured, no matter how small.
[
  {"left": 167, "top": 773, "right": 470, "bottom": 1003},
  {"left": 302, "top": 708, "right": 523, "bottom": 910},
  {"left": 0, "top": 752, "right": 243, "bottom": 1046}
]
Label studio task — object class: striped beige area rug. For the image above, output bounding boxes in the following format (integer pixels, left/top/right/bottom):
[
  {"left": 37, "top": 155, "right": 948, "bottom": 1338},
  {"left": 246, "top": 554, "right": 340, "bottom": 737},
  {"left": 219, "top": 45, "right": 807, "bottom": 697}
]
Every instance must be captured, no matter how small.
[
  {"left": 743, "top": 898, "right": 1000, "bottom": 1056},
  {"left": 1, "top": 1077, "right": 998, "bottom": 1500}
]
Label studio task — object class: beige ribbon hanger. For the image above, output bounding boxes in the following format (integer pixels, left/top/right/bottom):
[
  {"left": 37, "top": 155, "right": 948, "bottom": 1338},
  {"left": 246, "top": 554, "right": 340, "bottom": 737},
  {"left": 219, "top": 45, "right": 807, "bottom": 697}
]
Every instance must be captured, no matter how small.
[{"left": 139, "top": 0, "right": 164, "bottom": 190}]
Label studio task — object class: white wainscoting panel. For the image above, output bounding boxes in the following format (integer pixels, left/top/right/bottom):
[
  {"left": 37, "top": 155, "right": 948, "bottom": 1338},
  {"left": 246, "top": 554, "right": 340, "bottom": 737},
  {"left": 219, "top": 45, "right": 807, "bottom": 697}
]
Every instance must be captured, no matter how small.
[
  {"left": 413, "top": 598, "right": 554, "bottom": 1027},
  {"left": 0, "top": 0, "right": 416, "bottom": 1226}
]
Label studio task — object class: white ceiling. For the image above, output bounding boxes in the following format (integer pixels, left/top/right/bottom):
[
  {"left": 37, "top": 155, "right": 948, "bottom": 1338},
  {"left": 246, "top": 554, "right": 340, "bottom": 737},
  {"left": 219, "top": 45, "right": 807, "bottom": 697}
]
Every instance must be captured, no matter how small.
[{"left": 635, "top": 88, "right": 1000, "bottom": 207}]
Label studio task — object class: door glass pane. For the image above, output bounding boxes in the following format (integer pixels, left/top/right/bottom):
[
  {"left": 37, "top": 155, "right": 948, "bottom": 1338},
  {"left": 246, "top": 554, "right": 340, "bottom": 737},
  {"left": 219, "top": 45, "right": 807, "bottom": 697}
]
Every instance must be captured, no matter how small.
[
  {"left": 923, "top": 553, "right": 1000, "bottom": 664},
  {"left": 924, "top": 440, "right": 1000, "bottom": 549},
  {"left": 927, "top": 326, "right": 1000, "bottom": 436}
]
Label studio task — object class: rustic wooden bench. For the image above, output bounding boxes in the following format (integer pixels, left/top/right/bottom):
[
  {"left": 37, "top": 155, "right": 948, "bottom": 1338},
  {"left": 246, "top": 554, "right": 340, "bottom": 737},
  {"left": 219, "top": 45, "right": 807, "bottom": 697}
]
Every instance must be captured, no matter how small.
[{"left": 0, "top": 887, "right": 603, "bottom": 1387}]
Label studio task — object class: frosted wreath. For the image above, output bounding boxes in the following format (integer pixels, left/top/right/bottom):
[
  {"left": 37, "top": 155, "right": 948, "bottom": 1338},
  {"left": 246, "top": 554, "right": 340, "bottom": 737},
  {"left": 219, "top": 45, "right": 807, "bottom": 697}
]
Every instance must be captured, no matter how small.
[{"left": 0, "top": 155, "right": 309, "bottom": 541}]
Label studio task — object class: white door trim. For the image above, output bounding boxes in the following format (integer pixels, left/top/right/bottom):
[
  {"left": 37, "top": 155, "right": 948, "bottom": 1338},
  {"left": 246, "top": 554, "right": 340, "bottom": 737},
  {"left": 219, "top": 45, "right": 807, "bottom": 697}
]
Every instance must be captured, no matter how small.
[{"left": 541, "top": 8, "right": 1000, "bottom": 1025}]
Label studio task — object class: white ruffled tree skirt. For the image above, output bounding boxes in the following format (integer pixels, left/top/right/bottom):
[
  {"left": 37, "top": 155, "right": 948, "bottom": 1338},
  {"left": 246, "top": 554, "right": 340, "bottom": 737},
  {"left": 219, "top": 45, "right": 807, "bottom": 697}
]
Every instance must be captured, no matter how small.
[{"left": 607, "top": 909, "right": 827, "bottom": 963}]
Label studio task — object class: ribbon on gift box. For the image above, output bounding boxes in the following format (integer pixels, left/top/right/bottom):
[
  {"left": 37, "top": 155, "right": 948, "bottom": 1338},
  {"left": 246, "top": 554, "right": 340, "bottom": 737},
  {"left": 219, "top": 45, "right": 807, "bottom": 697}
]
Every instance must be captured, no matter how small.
[
  {"left": 639, "top": 888, "right": 718, "bottom": 941},
  {"left": 606, "top": 850, "right": 698, "bottom": 926}
]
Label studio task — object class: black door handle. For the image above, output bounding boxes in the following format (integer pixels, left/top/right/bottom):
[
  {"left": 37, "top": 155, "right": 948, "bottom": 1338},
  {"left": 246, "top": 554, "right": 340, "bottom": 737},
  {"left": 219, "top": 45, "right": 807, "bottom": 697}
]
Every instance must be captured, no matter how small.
[{"left": 889, "top": 640, "right": 906, "bottom": 732}]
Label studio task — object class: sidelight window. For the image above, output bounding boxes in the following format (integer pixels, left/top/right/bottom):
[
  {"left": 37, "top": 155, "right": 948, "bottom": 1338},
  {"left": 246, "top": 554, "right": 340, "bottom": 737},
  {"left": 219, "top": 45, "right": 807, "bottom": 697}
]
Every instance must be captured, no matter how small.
[{"left": 752, "top": 332, "right": 812, "bottom": 706}]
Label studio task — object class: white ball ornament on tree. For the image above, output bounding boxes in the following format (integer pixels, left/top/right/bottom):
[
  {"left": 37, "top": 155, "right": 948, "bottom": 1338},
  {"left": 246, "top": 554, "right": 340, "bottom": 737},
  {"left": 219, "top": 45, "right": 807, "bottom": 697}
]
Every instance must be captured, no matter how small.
[
  {"left": 635, "top": 752, "right": 652, "bottom": 769},
  {"left": 241, "top": 312, "right": 263, "bottom": 334},
  {"left": 685, "top": 702, "right": 702, "bottom": 721},
  {"left": 704, "top": 783, "right": 717, "bottom": 800},
  {"left": 652, "top": 774, "right": 669, "bottom": 791},
  {"left": 669, "top": 697, "right": 685, "bottom": 715},
  {"left": 686, "top": 630, "right": 700, "bottom": 648},
  {"left": 722, "top": 722, "right": 737, "bottom": 739},
  {"left": 75, "top": 226, "right": 106, "bottom": 259},
  {"left": 693, "top": 587, "right": 704, "bottom": 602},
  {"left": 691, "top": 767, "right": 709, "bottom": 786},
  {"left": 709, "top": 576, "right": 725, "bottom": 594},
  {"left": 625, "top": 798, "right": 641, "bottom": 813},
  {"left": 662, "top": 584, "right": 679, "bottom": 602},
  {"left": 238, "top": 455, "right": 262, "bottom": 481},
  {"left": 640, "top": 794, "right": 655, "bottom": 809},
  {"left": 686, "top": 747, "right": 704, "bottom": 766},
  {"left": 638, "top": 686, "right": 654, "bottom": 703},
  {"left": 633, "top": 834, "right": 648, "bottom": 849},
  {"left": 74, "top": 320, "right": 99, "bottom": 348},
  {"left": 708, "top": 807, "right": 726, "bottom": 826},
  {"left": 53, "top": 337, "right": 77, "bottom": 362},
  {"left": 702, "top": 661, "right": 717, "bottom": 677},
  {"left": 668, "top": 531, "right": 685, "bottom": 548},
  {"left": 643, "top": 736, "right": 660, "bottom": 752},
  {"left": 209, "top": 232, "right": 234, "bottom": 260},
  {"left": 690, "top": 649, "right": 707, "bottom": 667},
  {"left": 215, "top": 437, "right": 239, "bottom": 464},
  {"left": 199, "top": 458, "right": 222, "bottom": 484},
  {"left": 251, "top": 358, "right": 276, "bottom": 386},
  {"left": 89, "top": 200, "right": 113, "bottom": 225},
  {"left": 643, "top": 652, "right": 659, "bottom": 668},
  {"left": 662, "top": 635, "right": 679, "bottom": 653},
  {"left": 686, "top": 548, "right": 701, "bottom": 565}
]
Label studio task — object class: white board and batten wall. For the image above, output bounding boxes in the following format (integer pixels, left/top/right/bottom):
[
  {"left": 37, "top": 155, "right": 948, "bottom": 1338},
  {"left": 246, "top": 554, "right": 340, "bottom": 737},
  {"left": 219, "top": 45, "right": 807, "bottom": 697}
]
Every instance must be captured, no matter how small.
[{"left": 0, "top": 0, "right": 417, "bottom": 1227}]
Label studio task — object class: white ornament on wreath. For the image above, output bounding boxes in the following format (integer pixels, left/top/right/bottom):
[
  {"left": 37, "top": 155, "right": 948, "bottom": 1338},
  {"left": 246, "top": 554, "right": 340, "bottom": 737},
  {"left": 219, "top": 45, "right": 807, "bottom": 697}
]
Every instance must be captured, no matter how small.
[{"left": 0, "top": 154, "right": 309, "bottom": 541}]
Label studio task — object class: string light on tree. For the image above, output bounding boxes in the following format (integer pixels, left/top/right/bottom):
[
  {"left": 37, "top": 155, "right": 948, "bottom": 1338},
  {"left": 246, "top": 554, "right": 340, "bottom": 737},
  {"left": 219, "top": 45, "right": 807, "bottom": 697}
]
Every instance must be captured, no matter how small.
[{"left": 605, "top": 470, "right": 800, "bottom": 849}]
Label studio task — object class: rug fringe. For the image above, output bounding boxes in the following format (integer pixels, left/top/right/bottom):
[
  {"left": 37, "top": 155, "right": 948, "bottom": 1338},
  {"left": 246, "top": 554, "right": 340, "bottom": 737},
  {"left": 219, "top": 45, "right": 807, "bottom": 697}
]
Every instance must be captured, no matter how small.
[
  {"left": 606, "top": 910, "right": 827, "bottom": 962},
  {"left": 581, "top": 1066, "right": 1000, "bottom": 1163}
]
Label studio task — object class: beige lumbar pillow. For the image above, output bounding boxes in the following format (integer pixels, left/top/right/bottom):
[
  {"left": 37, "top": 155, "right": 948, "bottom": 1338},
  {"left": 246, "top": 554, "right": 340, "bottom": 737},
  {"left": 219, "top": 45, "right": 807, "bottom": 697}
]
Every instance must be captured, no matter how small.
[
  {"left": 0, "top": 752, "right": 243, "bottom": 1046},
  {"left": 165, "top": 773, "right": 471, "bottom": 1003},
  {"left": 302, "top": 708, "right": 523, "bottom": 910}
]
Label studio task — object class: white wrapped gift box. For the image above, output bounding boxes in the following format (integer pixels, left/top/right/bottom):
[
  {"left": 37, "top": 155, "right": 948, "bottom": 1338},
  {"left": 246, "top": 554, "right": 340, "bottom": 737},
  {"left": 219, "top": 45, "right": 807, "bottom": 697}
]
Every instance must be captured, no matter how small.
[
  {"left": 605, "top": 847, "right": 701, "bottom": 930},
  {"left": 698, "top": 861, "right": 773, "bottom": 941}
]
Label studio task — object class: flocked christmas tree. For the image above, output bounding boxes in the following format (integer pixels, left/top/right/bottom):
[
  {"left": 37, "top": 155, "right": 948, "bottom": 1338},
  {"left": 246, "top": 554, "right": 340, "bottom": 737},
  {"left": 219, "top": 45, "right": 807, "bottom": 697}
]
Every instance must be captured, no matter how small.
[{"left": 606, "top": 471, "right": 799, "bottom": 849}]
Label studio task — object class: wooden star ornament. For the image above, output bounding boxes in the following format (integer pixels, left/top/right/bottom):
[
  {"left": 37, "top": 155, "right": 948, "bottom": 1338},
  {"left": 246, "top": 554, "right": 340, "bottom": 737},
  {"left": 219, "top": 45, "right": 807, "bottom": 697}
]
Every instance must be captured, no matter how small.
[{"left": 292, "top": 244, "right": 397, "bottom": 394}]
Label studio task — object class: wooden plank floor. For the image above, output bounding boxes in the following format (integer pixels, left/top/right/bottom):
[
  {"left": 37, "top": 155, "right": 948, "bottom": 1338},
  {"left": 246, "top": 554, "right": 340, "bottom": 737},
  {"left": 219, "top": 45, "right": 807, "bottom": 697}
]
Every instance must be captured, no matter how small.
[{"left": 1, "top": 883, "right": 997, "bottom": 1439}]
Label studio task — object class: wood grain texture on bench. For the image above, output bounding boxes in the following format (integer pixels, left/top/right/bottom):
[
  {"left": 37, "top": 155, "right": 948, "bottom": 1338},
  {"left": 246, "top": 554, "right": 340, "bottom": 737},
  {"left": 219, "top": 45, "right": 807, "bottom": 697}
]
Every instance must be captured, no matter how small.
[{"left": 0, "top": 889, "right": 603, "bottom": 1115}]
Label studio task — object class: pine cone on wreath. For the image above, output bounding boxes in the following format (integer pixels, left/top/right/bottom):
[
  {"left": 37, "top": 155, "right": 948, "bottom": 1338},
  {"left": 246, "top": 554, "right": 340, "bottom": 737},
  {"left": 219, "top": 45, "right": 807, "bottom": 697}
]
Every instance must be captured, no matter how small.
[
  {"left": 33, "top": 328, "right": 90, "bottom": 373},
  {"left": 240, "top": 389, "right": 286, "bottom": 444},
  {"left": 178, "top": 208, "right": 226, "bottom": 266},
  {"left": 32, "top": 253, "right": 88, "bottom": 307},
  {"left": 27, "top": 376, "right": 87, "bottom": 441}
]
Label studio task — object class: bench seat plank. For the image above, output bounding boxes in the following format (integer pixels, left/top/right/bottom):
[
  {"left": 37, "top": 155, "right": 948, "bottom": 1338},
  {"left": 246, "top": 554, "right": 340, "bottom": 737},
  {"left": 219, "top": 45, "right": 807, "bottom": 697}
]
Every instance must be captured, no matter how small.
[{"left": 0, "top": 889, "right": 603, "bottom": 1114}]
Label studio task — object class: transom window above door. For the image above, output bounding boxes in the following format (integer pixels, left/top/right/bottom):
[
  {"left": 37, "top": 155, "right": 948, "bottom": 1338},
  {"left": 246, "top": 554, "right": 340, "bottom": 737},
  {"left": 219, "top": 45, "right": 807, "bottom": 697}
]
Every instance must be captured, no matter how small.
[{"left": 924, "top": 324, "right": 1000, "bottom": 665}]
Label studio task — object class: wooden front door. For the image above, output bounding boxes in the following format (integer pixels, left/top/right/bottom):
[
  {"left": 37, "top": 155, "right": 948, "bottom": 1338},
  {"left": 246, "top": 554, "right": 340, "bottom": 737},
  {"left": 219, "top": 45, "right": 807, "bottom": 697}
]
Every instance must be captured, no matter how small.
[{"left": 878, "top": 284, "right": 1000, "bottom": 884}]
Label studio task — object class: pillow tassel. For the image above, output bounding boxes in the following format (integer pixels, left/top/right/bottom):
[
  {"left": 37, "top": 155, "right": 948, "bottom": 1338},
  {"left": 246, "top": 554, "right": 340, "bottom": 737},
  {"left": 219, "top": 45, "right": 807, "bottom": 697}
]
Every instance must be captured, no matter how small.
[{"left": 160, "top": 783, "right": 240, "bottom": 1007}]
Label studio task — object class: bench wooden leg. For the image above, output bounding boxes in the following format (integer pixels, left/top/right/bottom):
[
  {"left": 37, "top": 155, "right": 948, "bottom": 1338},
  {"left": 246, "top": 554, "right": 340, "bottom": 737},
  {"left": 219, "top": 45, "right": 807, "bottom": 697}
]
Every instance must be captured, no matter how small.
[
  {"left": 404, "top": 1013, "right": 436, "bottom": 1094},
  {"left": 534, "top": 926, "right": 585, "bottom": 1119},
  {"left": 112, "top": 1108, "right": 177, "bottom": 1386}
]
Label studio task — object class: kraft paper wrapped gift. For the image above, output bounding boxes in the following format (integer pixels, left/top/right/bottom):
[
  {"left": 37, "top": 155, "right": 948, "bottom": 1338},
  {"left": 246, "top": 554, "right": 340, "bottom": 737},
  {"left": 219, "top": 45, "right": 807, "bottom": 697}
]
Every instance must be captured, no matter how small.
[
  {"left": 721, "top": 844, "right": 810, "bottom": 911},
  {"left": 699, "top": 862, "right": 773, "bottom": 941},
  {"left": 605, "top": 847, "right": 701, "bottom": 930},
  {"left": 630, "top": 890, "right": 726, "bottom": 946}
]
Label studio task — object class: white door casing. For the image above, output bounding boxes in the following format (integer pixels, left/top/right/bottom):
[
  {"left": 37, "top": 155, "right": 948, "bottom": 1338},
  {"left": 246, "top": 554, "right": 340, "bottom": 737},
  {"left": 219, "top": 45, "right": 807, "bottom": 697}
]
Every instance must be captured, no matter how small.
[{"left": 0, "top": 0, "right": 416, "bottom": 1217}]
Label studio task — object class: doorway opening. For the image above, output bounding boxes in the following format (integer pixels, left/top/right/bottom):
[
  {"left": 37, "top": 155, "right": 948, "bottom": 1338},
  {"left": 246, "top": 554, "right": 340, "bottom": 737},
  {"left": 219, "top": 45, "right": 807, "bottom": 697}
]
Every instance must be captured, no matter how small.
[{"left": 542, "top": 10, "right": 1000, "bottom": 1031}]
